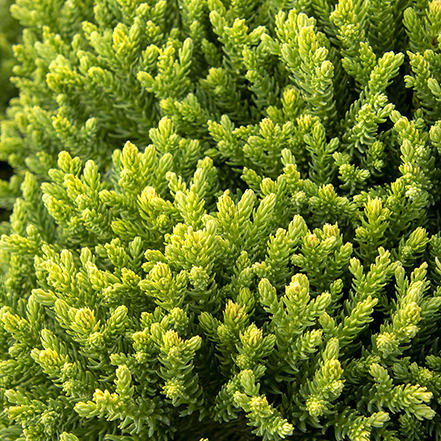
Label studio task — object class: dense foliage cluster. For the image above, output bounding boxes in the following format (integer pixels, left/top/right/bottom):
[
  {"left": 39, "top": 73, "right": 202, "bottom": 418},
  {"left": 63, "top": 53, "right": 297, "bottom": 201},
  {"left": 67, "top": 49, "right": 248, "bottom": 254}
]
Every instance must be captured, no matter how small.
[
  {"left": 1, "top": 0, "right": 441, "bottom": 440},
  {"left": 0, "top": 0, "right": 20, "bottom": 116},
  {"left": 0, "top": 0, "right": 20, "bottom": 222}
]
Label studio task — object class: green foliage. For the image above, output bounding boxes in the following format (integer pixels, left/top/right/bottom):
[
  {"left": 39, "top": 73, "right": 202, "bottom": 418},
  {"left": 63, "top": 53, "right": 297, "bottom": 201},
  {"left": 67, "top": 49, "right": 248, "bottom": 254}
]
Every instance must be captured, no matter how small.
[
  {"left": 0, "top": 0, "right": 21, "bottom": 221},
  {"left": 2, "top": 0, "right": 441, "bottom": 440},
  {"left": 0, "top": 0, "right": 20, "bottom": 116}
]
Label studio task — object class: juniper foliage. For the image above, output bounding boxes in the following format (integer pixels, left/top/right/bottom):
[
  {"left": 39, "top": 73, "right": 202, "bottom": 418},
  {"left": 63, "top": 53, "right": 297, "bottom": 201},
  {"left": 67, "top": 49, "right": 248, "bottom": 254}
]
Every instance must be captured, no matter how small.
[{"left": 1, "top": 0, "right": 441, "bottom": 440}]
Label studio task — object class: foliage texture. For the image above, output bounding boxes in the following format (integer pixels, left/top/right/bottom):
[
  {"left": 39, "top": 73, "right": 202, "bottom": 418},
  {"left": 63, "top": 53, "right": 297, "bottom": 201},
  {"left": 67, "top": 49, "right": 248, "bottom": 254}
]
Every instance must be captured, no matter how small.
[
  {"left": 1, "top": 0, "right": 441, "bottom": 440},
  {"left": 0, "top": 0, "right": 20, "bottom": 222}
]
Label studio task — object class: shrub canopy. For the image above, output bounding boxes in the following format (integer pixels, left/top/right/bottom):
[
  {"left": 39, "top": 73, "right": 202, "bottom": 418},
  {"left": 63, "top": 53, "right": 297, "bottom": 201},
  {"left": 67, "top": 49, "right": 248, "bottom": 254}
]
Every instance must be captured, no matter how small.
[{"left": 2, "top": 1, "right": 441, "bottom": 440}]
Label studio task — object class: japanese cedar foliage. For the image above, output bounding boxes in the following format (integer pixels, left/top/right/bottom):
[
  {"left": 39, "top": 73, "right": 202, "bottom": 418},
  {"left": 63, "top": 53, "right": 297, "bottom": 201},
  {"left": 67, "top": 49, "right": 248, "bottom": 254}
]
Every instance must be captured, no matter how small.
[{"left": 2, "top": 0, "right": 441, "bottom": 440}]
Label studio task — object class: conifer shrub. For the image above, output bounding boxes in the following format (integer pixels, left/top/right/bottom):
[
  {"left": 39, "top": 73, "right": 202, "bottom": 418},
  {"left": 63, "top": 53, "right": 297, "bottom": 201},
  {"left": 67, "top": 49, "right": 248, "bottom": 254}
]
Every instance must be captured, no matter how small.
[
  {"left": 0, "top": 0, "right": 20, "bottom": 222},
  {"left": 0, "top": 0, "right": 20, "bottom": 116},
  {"left": 2, "top": 0, "right": 441, "bottom": 440}
]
